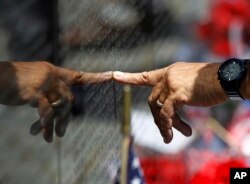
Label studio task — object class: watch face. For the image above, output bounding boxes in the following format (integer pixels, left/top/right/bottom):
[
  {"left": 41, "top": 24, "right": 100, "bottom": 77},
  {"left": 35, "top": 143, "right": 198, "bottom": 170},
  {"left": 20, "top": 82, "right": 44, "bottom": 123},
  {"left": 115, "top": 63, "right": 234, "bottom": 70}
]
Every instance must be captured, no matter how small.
[
  {"left": 220, "top": 59, "right": 246, "bottom": 81},
  {"left": 221, "top": 62, "right": 241, "bottom": 81}
]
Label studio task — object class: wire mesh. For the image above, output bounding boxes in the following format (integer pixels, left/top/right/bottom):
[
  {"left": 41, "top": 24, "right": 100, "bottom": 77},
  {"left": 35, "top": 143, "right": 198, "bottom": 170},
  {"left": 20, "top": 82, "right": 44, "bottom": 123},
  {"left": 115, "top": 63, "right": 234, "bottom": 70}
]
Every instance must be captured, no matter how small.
[
  {"left": 1, "top": 0, "right": 243, "bottom": 184},
  {"left": 57, "top": 0, "right": 206, "bottom": 183}
]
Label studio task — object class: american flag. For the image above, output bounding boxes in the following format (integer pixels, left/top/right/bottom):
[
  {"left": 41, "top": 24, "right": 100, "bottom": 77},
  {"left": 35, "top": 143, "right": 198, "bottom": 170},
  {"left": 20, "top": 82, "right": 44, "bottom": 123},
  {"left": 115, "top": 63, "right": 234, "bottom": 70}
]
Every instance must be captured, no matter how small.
[{"left": 115, "top": 137, "right": 145, "bottom": 184}]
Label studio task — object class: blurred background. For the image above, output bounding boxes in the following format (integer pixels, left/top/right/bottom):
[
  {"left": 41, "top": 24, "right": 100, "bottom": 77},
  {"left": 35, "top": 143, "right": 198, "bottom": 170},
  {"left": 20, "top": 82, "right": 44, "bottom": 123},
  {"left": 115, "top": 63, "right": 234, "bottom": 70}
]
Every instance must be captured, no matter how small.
[{"left": 0, "top": 0, "right": 250, "bottom": 183}]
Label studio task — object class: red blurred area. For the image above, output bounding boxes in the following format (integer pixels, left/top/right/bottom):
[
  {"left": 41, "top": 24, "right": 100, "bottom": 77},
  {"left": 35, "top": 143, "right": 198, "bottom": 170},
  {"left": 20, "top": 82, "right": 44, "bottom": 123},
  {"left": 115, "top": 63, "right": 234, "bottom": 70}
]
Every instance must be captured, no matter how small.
[
  {"left": 197, "top": 0, "right": 250, "bottom": 57},
  {"left": 190, "top": 158, "right": 246, "bottom": 184},
  {"left": 140, "top": 154, "right": 188, "bottom": 184},
  {"left": 140, "top": 154, "right": 247, "bottom": 184}
]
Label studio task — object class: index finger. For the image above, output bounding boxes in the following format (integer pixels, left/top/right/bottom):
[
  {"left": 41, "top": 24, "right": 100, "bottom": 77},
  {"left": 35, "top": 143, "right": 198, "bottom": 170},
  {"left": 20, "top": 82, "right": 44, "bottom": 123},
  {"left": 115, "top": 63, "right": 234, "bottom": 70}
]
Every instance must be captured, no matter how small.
[
  {"left": 113, "top": 68, "right": 167, "bottom": 86},
  {"left": 56, "top": 66, "right": 113, "bottom": 85}
]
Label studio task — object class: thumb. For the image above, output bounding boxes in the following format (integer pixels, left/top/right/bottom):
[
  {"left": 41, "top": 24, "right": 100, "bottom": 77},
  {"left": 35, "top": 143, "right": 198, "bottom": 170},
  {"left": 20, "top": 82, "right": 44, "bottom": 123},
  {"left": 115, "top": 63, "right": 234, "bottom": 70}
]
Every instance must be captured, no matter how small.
[{"left": 113, "top": 68, "right": 166, "bottom": 86}]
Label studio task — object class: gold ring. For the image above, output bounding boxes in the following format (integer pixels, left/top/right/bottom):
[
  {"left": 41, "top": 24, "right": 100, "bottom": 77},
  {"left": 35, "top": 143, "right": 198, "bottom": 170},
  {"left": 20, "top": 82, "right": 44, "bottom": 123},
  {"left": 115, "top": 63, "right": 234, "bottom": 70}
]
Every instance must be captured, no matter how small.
[
  {"left": 51, "top": 99, "right": 63, "bottom": 107},
  {"left": 156, "top": 99, "right": 164, "bottom": 108}
]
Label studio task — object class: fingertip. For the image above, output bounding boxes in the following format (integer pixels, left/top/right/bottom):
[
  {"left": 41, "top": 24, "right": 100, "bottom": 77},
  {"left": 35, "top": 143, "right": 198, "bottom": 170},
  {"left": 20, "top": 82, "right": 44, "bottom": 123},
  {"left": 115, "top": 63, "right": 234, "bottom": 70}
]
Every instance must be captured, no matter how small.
[
  {"left": 73, "top": 71, "right": 113, "bottom": 84},
  {"left": 43, "top": 133, "right": 53, "bottom": 143},
  {"left": 46, "top": 138, "right": 53, "bottom": 143},
  {"left": 102, "top": 71, "right": 113, "bottom": 81},
  {"left": 42, "top": 127, "right": 53, "bottom": 143},
  {"left": 105, "top": 71, "right": 113, "bottom": 76},
  {"left": 30, "top": 120, "right": 42, "bottom": 135},
  {"left": 184, "top": 126, "right": 192, "bottom": 137},
  {"left": 163, "top": 129, "right": 173, "bottom": 144},
  {"left": 55, "top": 125, "right": 66, "bottom": 137},
  {"left": 163, "top": 136, "right": 173, "bottom": 144}
]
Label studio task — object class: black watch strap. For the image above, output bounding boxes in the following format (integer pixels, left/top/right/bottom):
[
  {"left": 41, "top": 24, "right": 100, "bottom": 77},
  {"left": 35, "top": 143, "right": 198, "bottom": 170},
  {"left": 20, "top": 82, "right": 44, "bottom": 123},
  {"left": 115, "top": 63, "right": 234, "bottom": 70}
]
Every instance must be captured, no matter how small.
[
  {"left": 226, "top": 91, "right": 244, "bottom": 100},
  {"left": 219, "top": 78, "right": 245, "bottom": 100},
  {"left": 218, "top": 58, "right": 247, "bottom": 100}
]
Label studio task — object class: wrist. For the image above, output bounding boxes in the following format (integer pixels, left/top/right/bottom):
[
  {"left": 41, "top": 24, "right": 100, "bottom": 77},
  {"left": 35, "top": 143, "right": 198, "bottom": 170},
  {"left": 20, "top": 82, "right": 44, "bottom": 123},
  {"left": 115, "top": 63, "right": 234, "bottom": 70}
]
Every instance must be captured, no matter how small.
[
  {"left": 212, "top": 63, "right": 230, "bottom": 101},
  {"left": 239, "top": 61, "right": 250, "bottom": 99}
]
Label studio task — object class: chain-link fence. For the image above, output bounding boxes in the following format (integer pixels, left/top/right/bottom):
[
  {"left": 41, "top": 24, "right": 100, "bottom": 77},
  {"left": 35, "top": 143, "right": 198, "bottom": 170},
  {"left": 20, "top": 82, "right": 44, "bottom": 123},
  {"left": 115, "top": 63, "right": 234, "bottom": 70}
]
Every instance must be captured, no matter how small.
[
  {"left": 57, "top": 1, "right": 201, "bottom": 182},
  {"left": 1, "top": 0, "right": 245, "bottom": 184}
]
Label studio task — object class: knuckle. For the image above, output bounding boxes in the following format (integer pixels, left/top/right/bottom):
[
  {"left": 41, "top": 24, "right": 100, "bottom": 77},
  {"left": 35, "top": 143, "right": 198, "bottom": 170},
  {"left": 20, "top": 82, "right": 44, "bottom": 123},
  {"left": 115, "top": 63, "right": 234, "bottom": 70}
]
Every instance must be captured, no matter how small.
[
  {"left": 37, "top": 61, "right": 54, "bottom": 77},
  {"left": 169, "top": 82, "right": 178, "bottom": 92},
  {"left": 174, "top": 93, "right": 188, "bottom": 107},
  {"left": 179, "top": 94, "right": 188, "bottom": 103},
  {"left": 166, "top": 77, "right": 178, "bottom": 92},
  {"left": 141, "top": 71, "right": 149, "bottom": 84},
  {"left": 159, "top": 110, "right": 166, "bottom": 119},
  {"left": 74, "top": 71, "right": 84, "bottom": 81},
  {"left": 147, "top": 96, "right": 153, "bottom": 105},
  {"left": 39, "top": 61, "right": 53, "bottom": 69}
]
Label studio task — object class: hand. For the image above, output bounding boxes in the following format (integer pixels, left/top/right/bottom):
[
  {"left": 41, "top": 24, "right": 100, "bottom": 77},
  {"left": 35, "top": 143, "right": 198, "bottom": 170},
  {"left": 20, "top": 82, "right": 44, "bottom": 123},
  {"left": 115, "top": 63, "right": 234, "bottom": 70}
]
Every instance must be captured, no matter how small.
[
  {"left": 113, "top": 62, "right": 229, "bottom": 143},
  {"left": 0, "top": 61, "right": 112, "bottom": 142}
]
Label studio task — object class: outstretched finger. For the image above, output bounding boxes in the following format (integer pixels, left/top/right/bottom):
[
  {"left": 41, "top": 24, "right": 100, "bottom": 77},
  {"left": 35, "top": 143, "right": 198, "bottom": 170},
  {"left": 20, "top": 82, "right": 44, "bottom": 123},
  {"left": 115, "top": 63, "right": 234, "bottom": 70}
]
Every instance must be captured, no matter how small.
[
  {"left": 56, "top": 66, "right": 113, "bottom": 85},
  {"left": 113, "top": 68, "right": 167, "bottom": 86}
]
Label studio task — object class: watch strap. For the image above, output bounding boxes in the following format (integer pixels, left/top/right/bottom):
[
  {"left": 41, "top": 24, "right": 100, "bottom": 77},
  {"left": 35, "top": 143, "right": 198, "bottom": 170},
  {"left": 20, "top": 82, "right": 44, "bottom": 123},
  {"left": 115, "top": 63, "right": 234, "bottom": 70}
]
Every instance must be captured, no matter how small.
[
  {"left": 218, "top": 58, "right": 247, "bottom": 100},
  {"left": 218, "top": 75, "right": 245, "bottom": 100},
  {"left": 227, "top": 91, "right": 245, "bottom": 100}
]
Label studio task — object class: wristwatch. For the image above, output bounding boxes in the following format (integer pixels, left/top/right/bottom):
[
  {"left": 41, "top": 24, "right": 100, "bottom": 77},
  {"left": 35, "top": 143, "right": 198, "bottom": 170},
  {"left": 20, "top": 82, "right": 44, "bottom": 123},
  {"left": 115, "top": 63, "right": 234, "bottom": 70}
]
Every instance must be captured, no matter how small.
[{"left": 218, "top": 58, "right": 248, "bottom": 100}]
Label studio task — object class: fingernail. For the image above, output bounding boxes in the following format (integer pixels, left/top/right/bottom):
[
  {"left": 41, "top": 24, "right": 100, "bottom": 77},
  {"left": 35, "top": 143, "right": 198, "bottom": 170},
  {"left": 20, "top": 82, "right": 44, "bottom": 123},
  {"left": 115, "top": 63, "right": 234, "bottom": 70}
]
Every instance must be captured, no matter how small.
[
  {"left": 113, "top": 71, "right": 125, "bottom": 79},
  {"left": 163, "top": 137, "right": 172, "bottom": 144}
]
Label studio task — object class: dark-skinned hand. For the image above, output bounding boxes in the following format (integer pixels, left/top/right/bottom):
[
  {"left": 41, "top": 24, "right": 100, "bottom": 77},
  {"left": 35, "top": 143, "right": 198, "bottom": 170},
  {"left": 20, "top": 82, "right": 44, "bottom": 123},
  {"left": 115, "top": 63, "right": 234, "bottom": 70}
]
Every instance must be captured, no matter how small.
[{"left": 0, "top": 61, "right": 112, "bottom": 143}]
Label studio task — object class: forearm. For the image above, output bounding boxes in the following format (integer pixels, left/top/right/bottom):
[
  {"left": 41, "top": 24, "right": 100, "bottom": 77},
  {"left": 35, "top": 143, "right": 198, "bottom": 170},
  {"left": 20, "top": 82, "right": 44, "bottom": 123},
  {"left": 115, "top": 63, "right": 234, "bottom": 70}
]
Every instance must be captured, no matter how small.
[
  {"left": 0, "top": 62, "right": 19, "bottom": 105},
  {"left": 0, "top": 62, "right": 11, "bottom": 88}
]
